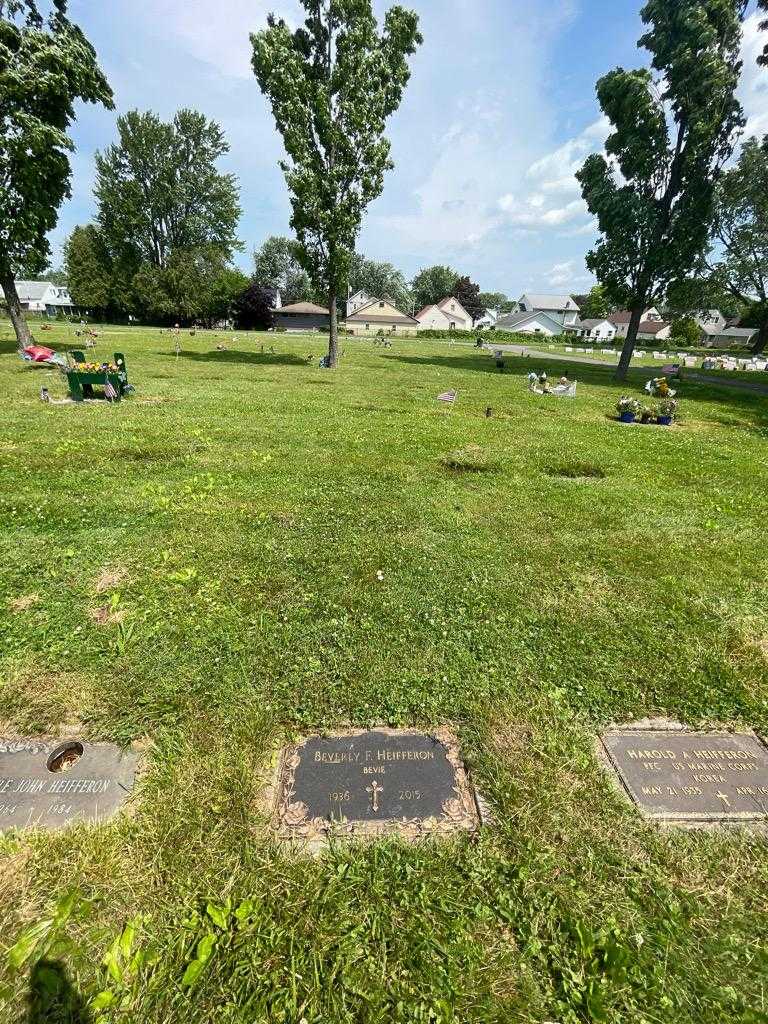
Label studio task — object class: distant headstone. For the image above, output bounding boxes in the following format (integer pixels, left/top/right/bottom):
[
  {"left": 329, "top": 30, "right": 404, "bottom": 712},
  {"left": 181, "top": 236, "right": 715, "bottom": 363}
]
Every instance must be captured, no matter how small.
[
  {"left": 600, "top": 730, "right": 768, "bottom": 823},
  {"left": 0, "top": 738, "right": 137, "bottom": 831},
  {"left": 274, "top": 729, "right": 480, "bottom": 840}
]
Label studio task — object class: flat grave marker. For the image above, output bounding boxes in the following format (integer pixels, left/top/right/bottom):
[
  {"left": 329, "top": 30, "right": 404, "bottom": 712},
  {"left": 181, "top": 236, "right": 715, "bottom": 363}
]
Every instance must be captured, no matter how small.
[
  {"left": 274, "top": 729, "right": 480, "bottom": 841},
  {"left": 0, "top": 738, "right": 137, "bottom": 831},
  {"left": 600, "top": 730, "right": 768, "bottom": 823}
]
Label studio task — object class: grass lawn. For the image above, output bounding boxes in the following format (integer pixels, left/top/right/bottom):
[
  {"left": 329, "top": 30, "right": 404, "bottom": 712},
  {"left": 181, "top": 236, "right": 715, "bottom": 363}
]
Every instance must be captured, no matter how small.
[{"left": 1, "top": 323, "right": 768, "bottom": 1023}]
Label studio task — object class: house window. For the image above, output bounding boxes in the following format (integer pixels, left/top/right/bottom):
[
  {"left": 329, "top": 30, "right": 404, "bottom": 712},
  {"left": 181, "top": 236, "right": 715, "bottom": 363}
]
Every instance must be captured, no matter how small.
[
  {"left": 392, "top": 325, "right": 396, "bottom": 332},
  {"left": 379, "top": 301, "right": 384, "bottom": 308},
  {"left": 365, "top": 323, "right": 370, "bottom": 330},
  {"left": 450, "top": 322, "right": 456, "bottom": 330}
]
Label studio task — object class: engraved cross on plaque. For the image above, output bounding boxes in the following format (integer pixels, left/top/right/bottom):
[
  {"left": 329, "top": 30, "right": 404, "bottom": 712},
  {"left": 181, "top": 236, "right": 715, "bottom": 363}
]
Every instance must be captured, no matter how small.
[
  {"left": 716, "top": 791, "right": 731, "bottom": 807},
  {"left": 366, "top": 781, "right": 383, "bottom": 812}
]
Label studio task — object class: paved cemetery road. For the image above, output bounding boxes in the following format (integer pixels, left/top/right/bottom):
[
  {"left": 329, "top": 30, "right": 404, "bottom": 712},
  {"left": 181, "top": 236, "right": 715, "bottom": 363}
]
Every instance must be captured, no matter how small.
[{"left": 484, "top": 343, "right": 768, "bottom": 395}]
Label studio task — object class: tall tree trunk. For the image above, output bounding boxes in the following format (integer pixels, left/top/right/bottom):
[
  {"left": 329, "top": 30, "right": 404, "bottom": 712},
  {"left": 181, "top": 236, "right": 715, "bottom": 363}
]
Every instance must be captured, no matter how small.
[
  {"left": 751, "top": 314, "right": 768, "bottom": 355},
  {"left": 328, "top": 289, "right": 338, "bottom": 368},
  {"left": 615, "top": 303, "right": 644, "bottom": 381},
  {"left": 1, "top": 270, "right": 33, "bottom": 348}
]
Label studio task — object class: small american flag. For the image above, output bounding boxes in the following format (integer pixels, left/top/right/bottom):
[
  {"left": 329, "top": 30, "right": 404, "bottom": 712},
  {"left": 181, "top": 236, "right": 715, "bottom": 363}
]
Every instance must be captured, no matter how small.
[
  {"left": 104, "top": 377, "right": 118, "bottom": 401},
  {"left": 437, "top": 389, "right": 457, "bottom": 404}
]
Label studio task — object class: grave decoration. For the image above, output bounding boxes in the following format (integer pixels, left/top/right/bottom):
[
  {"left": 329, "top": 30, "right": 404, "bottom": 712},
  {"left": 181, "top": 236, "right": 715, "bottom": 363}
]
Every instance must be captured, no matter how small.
[
  {"left": 0, "top": 738, "right": 137, "bottom": 831},
  {"left": 600, "top": 729, "right": 768, "bottom": 825},
  {"left": 273, "top": 728, "right": 481, "bottom": 842},
  {"left": 64, "top": 351, "right": 133, "bottom": 402}
]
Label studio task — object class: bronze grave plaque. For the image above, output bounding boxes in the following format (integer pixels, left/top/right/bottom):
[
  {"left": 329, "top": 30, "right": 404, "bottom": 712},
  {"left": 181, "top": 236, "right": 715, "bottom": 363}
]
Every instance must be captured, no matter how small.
[
  {"left": 274, "top": 729, "right": 480, "bottom": 841},
  {"left": 600, "top": 730, "right": 768, "bottom": 822}
]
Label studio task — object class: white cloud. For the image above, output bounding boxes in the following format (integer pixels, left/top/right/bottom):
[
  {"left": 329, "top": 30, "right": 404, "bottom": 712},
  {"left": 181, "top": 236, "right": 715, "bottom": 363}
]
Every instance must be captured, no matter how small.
[
  {"left": 126, "top": 0, "right": 299, "bottom": 79},
  {"left": 738, "top": 13, "right": 768, "bottom": 140},
  {"left": 546, "top": 259, "right": 591, "bottom": 288}
]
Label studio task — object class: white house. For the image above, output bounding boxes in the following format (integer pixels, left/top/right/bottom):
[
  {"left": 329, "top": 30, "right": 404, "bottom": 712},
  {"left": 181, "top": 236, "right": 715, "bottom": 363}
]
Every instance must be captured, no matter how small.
[
  {"left": 695, "top": 309, "right": 727, "bottom": 332},
  {"left": 415, "top": 295, "right": 473, "bottom": 331},
  {"left": 474, "top": 308, "right": 499, "bottom": 330},
  {"left": 494, "top": 309, "right": 567, "bottom": 336},
  {"left": 347, "top": 289, "right": 374, "bottom": 315},
  {"left": 565, "top": 318, "right": 617, "bottom": 341},
  {"left": 517, "top": 293, "right": 580, "bottom": 326},
  {"left": 1, "top": 280, "right": 74, "bottom": 315}
]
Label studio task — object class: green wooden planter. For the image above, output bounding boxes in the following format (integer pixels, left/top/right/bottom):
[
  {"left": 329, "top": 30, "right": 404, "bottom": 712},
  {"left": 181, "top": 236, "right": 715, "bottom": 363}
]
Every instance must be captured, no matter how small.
[{"left": 65, "top": 351, "right": 130, "bottom": 403}]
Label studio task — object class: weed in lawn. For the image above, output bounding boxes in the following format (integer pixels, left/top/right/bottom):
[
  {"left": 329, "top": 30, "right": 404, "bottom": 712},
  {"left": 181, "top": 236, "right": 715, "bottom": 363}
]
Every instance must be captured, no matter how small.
[{"left": 442, "top": 446, "right": 496, "bottom": 473}]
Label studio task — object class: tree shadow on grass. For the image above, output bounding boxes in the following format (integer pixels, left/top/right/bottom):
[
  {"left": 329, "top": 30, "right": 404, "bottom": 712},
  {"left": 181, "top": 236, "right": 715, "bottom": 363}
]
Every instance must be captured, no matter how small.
[
  {"left": 26, "top": 960, "right": 92, "bottom": 1023},
  {"left": 382, "top": 352, "right": 768, "bottom": 425},
  {"left": 168, "top": 349, "right": 309, "bottom": 367}
]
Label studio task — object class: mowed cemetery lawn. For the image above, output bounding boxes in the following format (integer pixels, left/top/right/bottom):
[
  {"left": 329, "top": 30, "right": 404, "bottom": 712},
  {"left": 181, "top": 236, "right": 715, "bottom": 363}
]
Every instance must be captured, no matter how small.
[{"left": 2, "top": 323, "right": 768, "bottom": 1023}]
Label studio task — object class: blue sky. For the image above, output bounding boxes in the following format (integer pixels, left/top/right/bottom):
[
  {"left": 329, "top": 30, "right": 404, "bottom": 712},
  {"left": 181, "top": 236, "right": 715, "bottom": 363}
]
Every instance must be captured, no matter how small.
[{"left": 57, "top": 0, "right": 768, "bottom": 298}]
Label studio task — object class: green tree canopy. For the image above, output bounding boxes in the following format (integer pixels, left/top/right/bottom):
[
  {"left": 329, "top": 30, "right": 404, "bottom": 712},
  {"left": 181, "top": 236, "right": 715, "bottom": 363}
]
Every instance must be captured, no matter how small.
[
  {"left": 670, "top": 315, "right": 701, "bottom": 347},
  {"left": 579, "top": 284, "right": 610, "bottom": 319},
  {"left": 251, "top": 0, "right": 422, "bottom": 367},
  {"left": 0, "top": 0, "right": 113, "bottom": 345},
  {"left": 577, "top": 0, "right": 747, "bottom": 379},
  {"left": 252, "top": 235, "right": 313, "bottom": 304},
  {"left": 707, "top": 136, "right": 768, "bottom": 353},
  {"left": 478, "top": 291, "right": 515, "bottom": 315},
  {"left": 348, "top": 254, "right": 412, "bottom": 312},
  {"left": 132, "top": 249, "right": 247, "bottom": 325},
  {"left": 452, "top": 275, "right": 484, "bottom": 323},
  {"left": 411, "top": 266, "right": 459, "bottom": 310},
  {"left": 95, "top": 109, "right": 242, "bottom": 271},
  {"left": 63, "top": 225, "right": 112, "bottom": 313},
  {"left": 758, "top": 0, "right": 767, "bottom": 66}
]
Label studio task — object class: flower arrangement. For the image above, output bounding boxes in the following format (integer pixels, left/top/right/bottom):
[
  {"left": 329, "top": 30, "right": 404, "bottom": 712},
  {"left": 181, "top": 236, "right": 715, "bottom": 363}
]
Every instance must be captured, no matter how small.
[
  {"left": 616, "top": 396, "right": 641, "bottom": 417},
  {"left": 72, "top": 361, "right": 119, "bottom": 373},
  {"left": 646, "top": 376, "right": 672, "bottom": 397},
  {"left": 656, "top": 397, "right": 678, "bottom": 424},
  {"left": 639, "top": 404, "right": 654, "bottom": 423}
]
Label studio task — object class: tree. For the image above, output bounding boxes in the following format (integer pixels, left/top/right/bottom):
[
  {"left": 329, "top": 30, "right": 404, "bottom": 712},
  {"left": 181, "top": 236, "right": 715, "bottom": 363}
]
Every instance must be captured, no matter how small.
[
  {"left": 234, "top": 280, "right": 276, "bottom": 330},
  {"left": 347, "top": 254, "right": 412, "bottom": 312},
  {"left": 132, "top": 249, "right": 247, "bottom": 325},
  {"left": 252, "top": 236, "right": 313, "bottom": 304},
  {"left": 0, "top": 0, "right": 113, "bottom": 346},
  {"left": 758, "top": 0, "right": 767, "bottom": 66},
  {"left": 251, "top": 0, "right": 422, "bottom": 368},
  {"left": 670, "top": 316, "right": 701, "bottom": 347},
  {"left": 63, "top": 225, "right": 112, "bottom": 314},
  {"left": 579, "top": 284, "right": 610, "bottom": 319},
  {"left": 478, "top": 291, "right": 515, "bottom": 315},
  {"left": 576, "top": 0, "right": 746, "bottom": 380},
  {"left": 707, "top": 137, "right": 768, "bottom": 353},
  {"left": 94, "top": 109, "right": 241, "bottom": 271},
  {"left": 411, "top": 265, "right": 458, "bottom": 310},
  {"left": 452, "top": 276, "right": 484, "bottom": 323}
]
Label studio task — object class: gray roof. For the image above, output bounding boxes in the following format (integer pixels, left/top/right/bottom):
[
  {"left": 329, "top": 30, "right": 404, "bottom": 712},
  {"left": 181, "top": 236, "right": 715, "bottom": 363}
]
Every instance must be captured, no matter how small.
[
  {"left": 520, "top": 293, "right": 579, "bottom": 311},
  {"left": 10, "top": 280, "right": 49, "bottom": 301},
  {"left": 572, "top": 318, "right": 613, "bottom": 329},
  {"left": 496, "top": 309, "right": 566, "bottom": 332},
  {"left": 712, "top": 326, "right": 757, "bottom": 339}
]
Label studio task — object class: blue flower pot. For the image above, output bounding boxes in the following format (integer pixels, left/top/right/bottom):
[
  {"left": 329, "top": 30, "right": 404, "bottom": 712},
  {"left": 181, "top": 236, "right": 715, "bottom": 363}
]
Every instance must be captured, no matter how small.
[
  {"left": 657, "top": 415, "right": 672, "bottom": 426},
  {"left": 619, "top": 412, "right": 635, "bottom": 423}
]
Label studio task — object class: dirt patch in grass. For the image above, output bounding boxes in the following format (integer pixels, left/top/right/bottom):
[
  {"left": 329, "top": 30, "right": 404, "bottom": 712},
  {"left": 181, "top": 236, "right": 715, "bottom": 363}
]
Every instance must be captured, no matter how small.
[
  {"left": 88, "top": 605, "right": 127, "bottom": 626},
  {"left": 545, "top": 461, "right": 606, "bottom": 480},
  {"left": 7, "top": 593, "right": 40, "bottom": 613},
  {"left": 442, "top": 446, "right": 496, "bottom": 474},
  {"left": 94, "top": 567, "right": 128, "bottom": 594}
]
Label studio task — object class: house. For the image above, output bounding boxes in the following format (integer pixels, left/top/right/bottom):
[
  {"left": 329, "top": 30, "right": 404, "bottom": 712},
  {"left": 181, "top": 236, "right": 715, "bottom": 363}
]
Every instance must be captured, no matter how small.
[
  {"left": 274, "top": 301, "right": 330, "bottom": 332},
  {"left": 636, "top": 321, "right": 671, "bottom": 341},
  {"left": 1, "top": 280, "right": 74, "bottom": 315},
  {"left": 347, "top": 289, "right": 374, "bottom": 315},
  {"left": 344, "top": 296, "right": 420, "bottom": 335},
  {"left": 565, "top": 318, "right": 617, "bottom": 341},
  {"left": 415, "top": 296, "right": 473, "bottom": 331},
  {"left": 474, "top": 308, "right": 499, "bottom": 330},
  {"left": 494, "top": 309, "right": 567, "bottom": 336},
  {"left": 695, "top": 309, "right": 727, "bottom": 332},
  {"left": 517, "top": 293, "right": 580, "bottom": 326},
  {"left": 609, "top": 308, "right": 663, "bottom": 337},
  {"left": 703, "top": 325, "right": 757, "bottom": 348}
]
